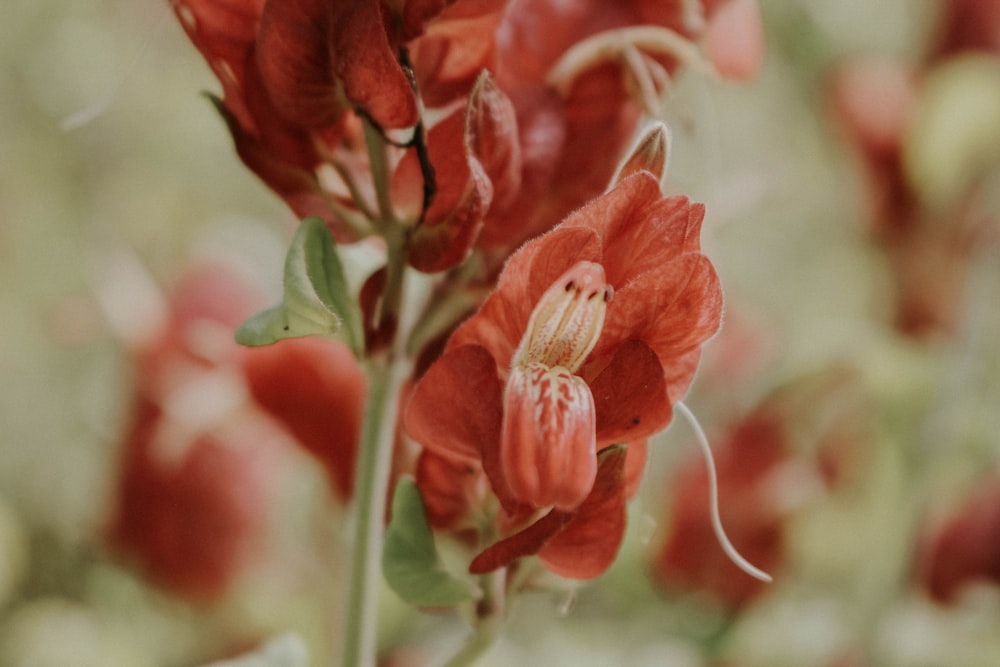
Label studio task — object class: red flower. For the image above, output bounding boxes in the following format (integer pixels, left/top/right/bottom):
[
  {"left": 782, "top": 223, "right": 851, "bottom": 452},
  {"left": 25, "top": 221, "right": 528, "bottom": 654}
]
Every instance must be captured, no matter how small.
[
  {"left": 171, "top": 0, "right": 510, "bottom": 245},
  {"left": 918, "top": 475, "right": 1000, "bottom": 604},
  {"left": 107, "top": 263, "right": 289, "bottom": 601},
  {"left": 243, "top": 336, "right": 367, "bottom": 502},
  {"left": 106, "top": 262, "right": 368, "bottom": 599},
  {"left": 405, "top": 172, "right": 722, "bottom": 578},
  {"left": 107, "top": 398, "right": 288, "bottom": 602},
  {"left": 172, "top": 1, "right": 764, "bottom": 274},
  {"left": 652, "top": 408, "right": 791, "bottom": 609}
]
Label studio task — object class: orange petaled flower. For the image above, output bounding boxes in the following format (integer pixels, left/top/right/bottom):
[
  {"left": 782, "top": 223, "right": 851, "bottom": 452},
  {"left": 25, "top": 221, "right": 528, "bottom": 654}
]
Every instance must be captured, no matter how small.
[{"left": 405, "top": 172, "right": 722, "bottom": 579}]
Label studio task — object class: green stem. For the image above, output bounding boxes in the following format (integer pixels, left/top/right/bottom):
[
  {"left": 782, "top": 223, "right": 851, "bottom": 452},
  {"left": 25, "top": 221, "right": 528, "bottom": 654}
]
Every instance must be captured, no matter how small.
[
  {"left": 362, "top": 117, "right": 396, "bottom": 227},
  {"left": 441, "top": 569, "right": 506, "bottom": 667},
  {"left": 340, "top": 353, "right": 410, "bottom": 667}
]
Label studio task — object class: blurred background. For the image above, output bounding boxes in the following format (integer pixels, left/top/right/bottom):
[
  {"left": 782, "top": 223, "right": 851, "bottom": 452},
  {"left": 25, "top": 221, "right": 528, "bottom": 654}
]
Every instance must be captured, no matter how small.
[{"left": 1, "top": 1, "right": 999, "bottom": 665}]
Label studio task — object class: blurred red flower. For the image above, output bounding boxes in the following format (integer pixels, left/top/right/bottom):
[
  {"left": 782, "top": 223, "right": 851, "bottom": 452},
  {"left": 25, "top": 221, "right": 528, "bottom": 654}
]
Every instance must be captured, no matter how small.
[
  {"left": 919, "top": 475, "right": 1000, "bottom": 604},
  {"left": 106, "top": 262, "right": 368, "bottom": 599},
  {"left": 652, "top": 408, "right": 792, "bottom": 609}
]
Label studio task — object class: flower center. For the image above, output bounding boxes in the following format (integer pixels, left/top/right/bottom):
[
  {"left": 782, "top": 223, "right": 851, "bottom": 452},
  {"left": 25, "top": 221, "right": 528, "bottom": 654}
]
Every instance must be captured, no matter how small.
[
  {"left": 512, "top": 261, "right": 612, "bottom": 373},
  {"left": 499, "top": 261, "right": 612, "bottom": 511}
]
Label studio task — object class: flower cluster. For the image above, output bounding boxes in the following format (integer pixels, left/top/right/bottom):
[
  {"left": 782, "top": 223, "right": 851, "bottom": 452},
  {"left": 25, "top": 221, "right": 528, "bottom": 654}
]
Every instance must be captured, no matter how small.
[{"left": 121, "top": 0, "right": 766, "bottom": 660}]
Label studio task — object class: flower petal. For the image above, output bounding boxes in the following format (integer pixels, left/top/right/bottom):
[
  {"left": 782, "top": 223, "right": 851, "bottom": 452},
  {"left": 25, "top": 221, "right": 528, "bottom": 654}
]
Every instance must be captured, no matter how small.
[
  {"left": 590, "top": 339, "right": 671, "bottom": 443},
  {"left": 415, "top": 450, "right": 485, "bottom": 531},
  {"left": 255, "top": 0, "right": 343, "bottom": 129},
  {"left": 242, "top": 337, "right": 366, "bottom": 500},
  {"left": 598, "top": 253, "right": 723, "bottom": 399},
  {"left": 405, "top": 111, "right": 494, "bottom": 273},
  {"left": 537, "top": 443, "right": 628, "bottom": 579},
  {"left": 564, "top": 174, "right": 706, "bottom": 283},
  {"left": 501, "top": 363, "right": 597, "bottom": 511},
  {"left": 468, "top": 506, "right": 571, "bottom": 575},
  {"left": 405, "top": 344, "right": 503, "bottom": 463},
  {"left": 171, "top": 0, "right": 265, "bottom": 129},
  {"left": 332, "top": 0, "right": 419, "bottom": 128},
  {"left": 449, "top": 225, "right": 602, "bottom": 369}
]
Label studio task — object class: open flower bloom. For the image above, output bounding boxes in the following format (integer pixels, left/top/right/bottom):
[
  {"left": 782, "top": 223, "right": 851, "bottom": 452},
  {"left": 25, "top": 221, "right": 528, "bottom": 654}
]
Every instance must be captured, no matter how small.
[{"left": 406, "top": 172, "right": 722, "bottom": 578}]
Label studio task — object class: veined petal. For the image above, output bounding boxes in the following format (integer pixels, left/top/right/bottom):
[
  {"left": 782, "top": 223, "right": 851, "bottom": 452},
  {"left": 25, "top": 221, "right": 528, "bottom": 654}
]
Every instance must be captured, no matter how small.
[
  {"left": 449, "top": 225, "right": 602, "bottom": 370},
  {"left": 501, "top": 363, "right": 597, "bottom": 511},
  {"left": 513, "top": 261, "right": 611, "bottom": 372},
  {"left": 255, "top": 0, "right": 342, "bottom": 129},
  {"left": 597, "top": 254, "right": 723, "bottom": 373}
]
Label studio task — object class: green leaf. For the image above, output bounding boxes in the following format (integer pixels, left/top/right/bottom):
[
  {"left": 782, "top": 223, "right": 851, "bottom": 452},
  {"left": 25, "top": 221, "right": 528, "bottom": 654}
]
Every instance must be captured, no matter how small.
[
  {"left": 201, "top": 634, "right": 309, "bottom": 667},
  {"left": 382, "top": 477, "right": 482, "bottom": 607},
  {"left": 235, "top": 218, "right": 362, "bottom": 353}
]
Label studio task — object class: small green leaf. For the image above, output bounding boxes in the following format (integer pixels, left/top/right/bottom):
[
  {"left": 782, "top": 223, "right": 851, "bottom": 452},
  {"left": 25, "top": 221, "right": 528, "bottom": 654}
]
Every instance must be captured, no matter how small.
[
  {"left": 382, "top": 477, "right": 482, "bottom": 607},
  {"left": 235, "top": 218, "right": 362, "bottom": 353},
  {"left": 201, "top": 633, "right": 309, "bottom": 667}
]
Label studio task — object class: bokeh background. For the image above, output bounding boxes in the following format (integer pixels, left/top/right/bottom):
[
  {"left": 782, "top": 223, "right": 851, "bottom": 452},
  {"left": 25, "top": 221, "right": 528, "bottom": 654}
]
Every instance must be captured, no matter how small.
[{"left": 2, "top": 1, "right": 999, "bottom": 665}]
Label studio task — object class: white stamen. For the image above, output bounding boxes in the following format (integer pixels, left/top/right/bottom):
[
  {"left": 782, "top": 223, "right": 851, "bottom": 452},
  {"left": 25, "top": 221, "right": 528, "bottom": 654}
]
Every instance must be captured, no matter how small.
[{"left": 675, "top": 401, "right": 773, "bottom": 583}]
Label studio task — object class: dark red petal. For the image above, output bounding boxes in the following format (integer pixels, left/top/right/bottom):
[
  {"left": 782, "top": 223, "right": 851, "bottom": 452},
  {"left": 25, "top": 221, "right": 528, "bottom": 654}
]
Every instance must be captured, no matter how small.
[
  {"left": 468, "top": 443, "right": 629, "bottom": 577},
  {"left": 255, "top": 0, "right": 343, "bottom": 129},
  {"left": 466, "top": 74, "right": 522, "bottom": 212},
  {"left": 404, "top": 344, "right": 503, "bottom": 462},
  {"left": 172, "top": 0, "right": 265, "bottom": 129},
  {"left": 409, "top": 1, "right": 508, "bottom": 106},
  {"left": 243, "top": 337, "right": 366, "bottom": 500},
  {"left": 415, "top": 450, "right": 485, "bottom": 531},
  {"left": 406, "top": 111, "right": 494, "bottom": 273},
  {"left": 469, "top": 507, "right": 571, "bottom": 575},
  {"left": 590, "top": 339, "right": 672, "bottom": 443},
  {"left": 332, "top": 0, "right": 418, "bottom": 128},
  {"left": 537, "top": 444, "right": 628, "bottom": 579}
]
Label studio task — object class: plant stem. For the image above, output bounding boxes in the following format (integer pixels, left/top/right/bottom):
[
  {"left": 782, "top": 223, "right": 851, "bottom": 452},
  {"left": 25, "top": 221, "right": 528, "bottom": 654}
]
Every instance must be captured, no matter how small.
[
  {"left": 441, "top": 569, "right": 506, "bottom": 667},
  {"left": 340, "top": 353, "right": 410, "bottom": 667}
]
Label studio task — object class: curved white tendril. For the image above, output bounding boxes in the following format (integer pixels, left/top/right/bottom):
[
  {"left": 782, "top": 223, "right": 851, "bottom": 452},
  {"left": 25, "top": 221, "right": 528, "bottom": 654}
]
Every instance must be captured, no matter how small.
[{"left": 675, "top": 401, "right": 773, "bottom": 583}]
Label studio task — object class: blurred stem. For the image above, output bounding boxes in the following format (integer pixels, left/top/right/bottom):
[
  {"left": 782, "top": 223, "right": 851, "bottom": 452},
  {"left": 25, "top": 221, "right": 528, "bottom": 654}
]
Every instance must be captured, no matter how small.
[
  {"left": 363, "top": 116, "right": 397, "bottom": 227},
  {"left": 341, "top": 352, "right": 410, "bottom": 667},
  {"left": 442, "top": 569, "right": 506, "bottom": 667}
]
